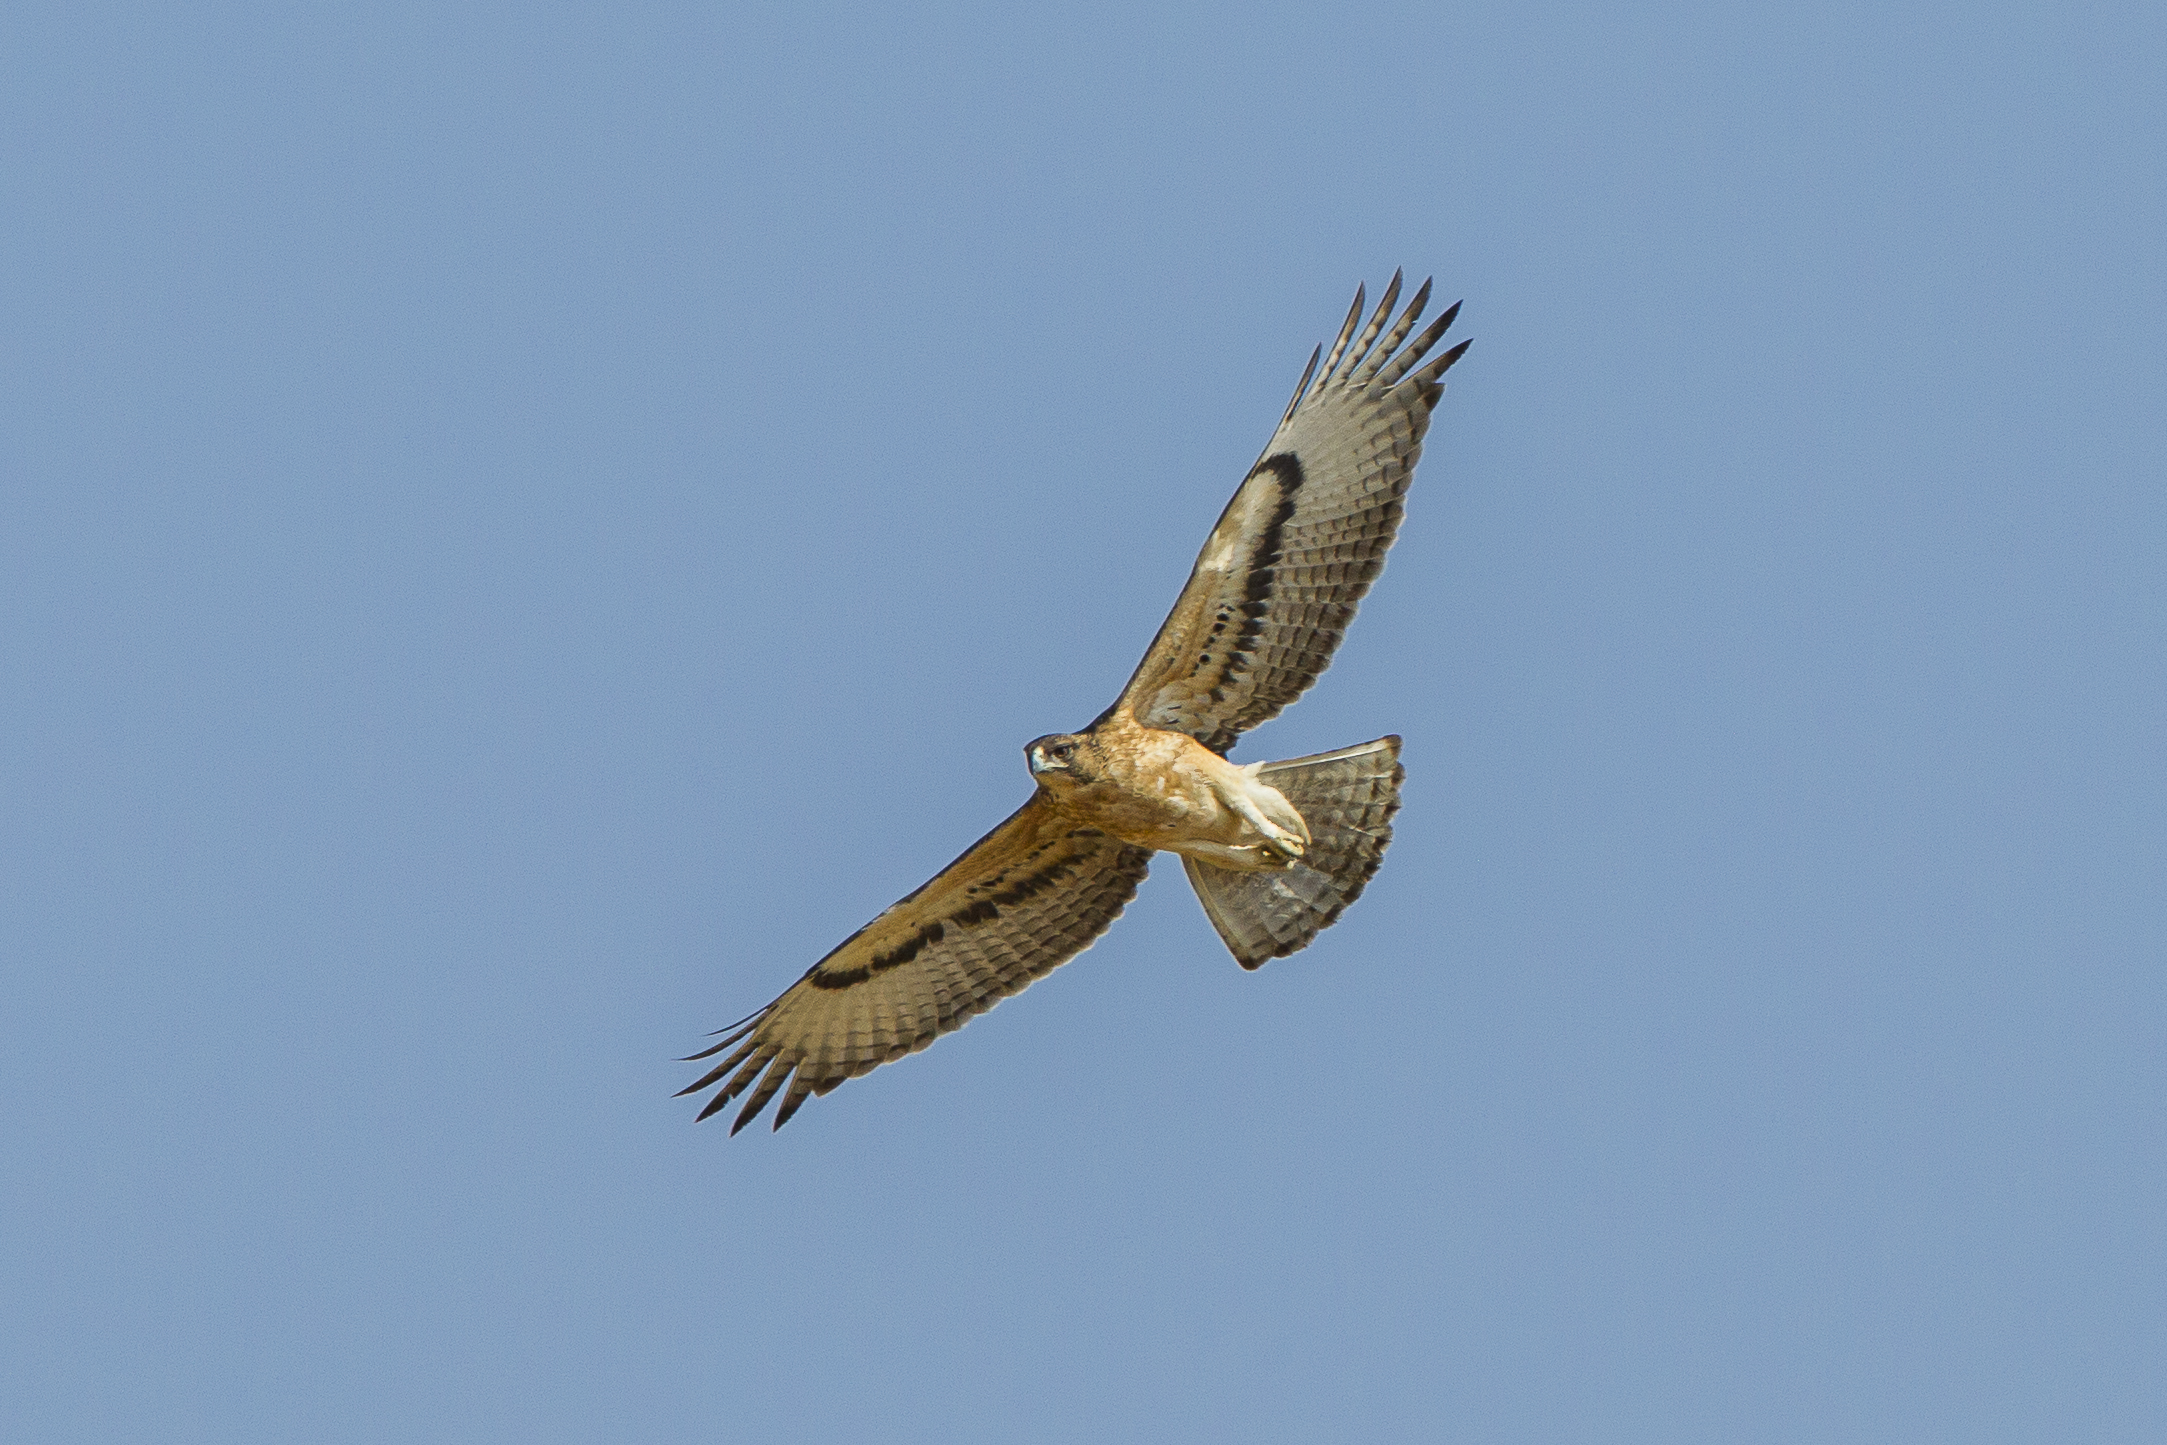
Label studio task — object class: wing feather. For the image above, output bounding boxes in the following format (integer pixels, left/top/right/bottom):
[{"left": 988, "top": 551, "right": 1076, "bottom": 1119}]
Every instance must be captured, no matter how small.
[
  {"left": 1353, "top": 277, "right": 1431, "bottom": 386},
  {"left": 1336, "top": 269, "right": 1402, "bottom": 381},
  {"left": 680, "top": 797, "right": 1152, "bottom": 1132},
  {"left": 1107, "top": 275, "right": 1470, "bottom": 754},
  {"left": 1315, "top": 283, "right": 1368, "bottom": 386},
  {"left": 1377, "top": 300, "right": 1461, "bottom": 389}
]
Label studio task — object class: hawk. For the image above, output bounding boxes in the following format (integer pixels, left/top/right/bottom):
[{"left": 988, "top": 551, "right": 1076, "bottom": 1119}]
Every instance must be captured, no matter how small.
[{"left": 684, "top": 272, "right": 1470, "bottom": 1132}]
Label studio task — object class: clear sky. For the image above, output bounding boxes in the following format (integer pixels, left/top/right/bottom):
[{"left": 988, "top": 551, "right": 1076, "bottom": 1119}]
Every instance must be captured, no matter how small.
[{"left": 5, "top": 3, "right": 2162, "bottom": 1441}]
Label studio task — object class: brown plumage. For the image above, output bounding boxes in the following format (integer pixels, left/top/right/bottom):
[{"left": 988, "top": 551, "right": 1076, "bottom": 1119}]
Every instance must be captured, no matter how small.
[
  {"left": 681, "top": 802, "right": 1151, "bottom": 1132},
  {"left": 1112, "top": 272, "right": 1464, "bottom": 754},
  {"left": 683, "top": 273, "right": 1468, "bottom": 1133}
]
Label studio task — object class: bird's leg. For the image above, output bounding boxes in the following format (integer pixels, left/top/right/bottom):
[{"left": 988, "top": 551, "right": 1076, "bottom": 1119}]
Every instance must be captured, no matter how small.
[{"left": 1219, "top": 772, "right": 1309, "bottom": 865}]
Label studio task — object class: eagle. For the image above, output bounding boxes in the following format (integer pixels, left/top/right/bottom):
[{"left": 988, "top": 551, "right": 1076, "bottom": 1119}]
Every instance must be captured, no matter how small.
[{"left": 683, "top": 272, "right": 1470, "bottom": 1132}]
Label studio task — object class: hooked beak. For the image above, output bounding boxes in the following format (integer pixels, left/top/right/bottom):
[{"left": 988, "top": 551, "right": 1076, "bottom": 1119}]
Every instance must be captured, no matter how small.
[{"left": 1025, "top": 734, "right": 1070, "bottom": 777}]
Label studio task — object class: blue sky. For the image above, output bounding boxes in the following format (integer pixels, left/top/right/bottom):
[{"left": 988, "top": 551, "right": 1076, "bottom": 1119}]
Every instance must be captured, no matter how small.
[{"left": 5, "top": 3, "right": 2162, "bottom": 1440}]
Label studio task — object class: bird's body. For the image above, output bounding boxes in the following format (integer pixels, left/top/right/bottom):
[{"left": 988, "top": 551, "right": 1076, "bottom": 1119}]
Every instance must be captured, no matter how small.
[
  {"left": 684, "top": 272, "right": 1470, "bottom": 1132},
  {"left": 1028, "top": 716, "right": 1311, "bottom": 872}
]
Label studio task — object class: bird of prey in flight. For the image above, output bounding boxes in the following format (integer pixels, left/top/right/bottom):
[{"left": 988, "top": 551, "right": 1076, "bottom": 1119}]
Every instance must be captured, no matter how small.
[{"left": 683, "top": 272, "right": 1470, "bottom": 1133}]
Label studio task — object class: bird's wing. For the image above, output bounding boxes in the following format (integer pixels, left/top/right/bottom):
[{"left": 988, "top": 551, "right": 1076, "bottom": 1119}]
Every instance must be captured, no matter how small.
[
  {"left": 1107, "top": 273, "right": 1469, "bottom": 755},
  {"left": 680, "top": 797, "right": 1152, "bottom": 1133}
]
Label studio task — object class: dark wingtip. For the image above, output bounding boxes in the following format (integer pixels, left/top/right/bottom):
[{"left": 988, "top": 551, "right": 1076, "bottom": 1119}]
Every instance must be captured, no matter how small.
[{"left": 1279, "top": 342, "right": 1324, "bottom": 427}]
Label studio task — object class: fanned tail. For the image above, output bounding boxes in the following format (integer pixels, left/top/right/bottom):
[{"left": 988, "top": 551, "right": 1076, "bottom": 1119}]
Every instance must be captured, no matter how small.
[{"left": 1183, "top": 736, "right": 1405, "bottom": 969}]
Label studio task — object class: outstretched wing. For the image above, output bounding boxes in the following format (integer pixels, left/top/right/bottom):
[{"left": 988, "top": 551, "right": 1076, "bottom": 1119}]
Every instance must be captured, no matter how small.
[
  {"left": 1109, "top": 273, "right": 1469, "bottom": 755},
  {"left": 680, "top": 798, "right": 1152, "bottom": 1133}
]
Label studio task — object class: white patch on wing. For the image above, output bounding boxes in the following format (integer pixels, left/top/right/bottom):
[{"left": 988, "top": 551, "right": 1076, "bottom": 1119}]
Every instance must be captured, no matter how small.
[
  {"left": 1198, "top": 528, "right": 1240, "bottom": 573},
  {"left": 1198, "top": 472, "right": 1284, "bottom": 573}
]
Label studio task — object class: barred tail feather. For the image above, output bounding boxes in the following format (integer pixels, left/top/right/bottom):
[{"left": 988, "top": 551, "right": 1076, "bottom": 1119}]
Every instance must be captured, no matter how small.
[{"left": 1183, "top": 736, "right": 1405, "bottom": 969}]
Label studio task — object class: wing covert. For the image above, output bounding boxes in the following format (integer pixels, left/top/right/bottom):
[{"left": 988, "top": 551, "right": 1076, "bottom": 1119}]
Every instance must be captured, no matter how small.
[
  {"left": 679, "top": 797, "right": 1151, "bottom": 1132},
  {"left": 1109, "top": 273, "right": 1469, "bottom": 754}
]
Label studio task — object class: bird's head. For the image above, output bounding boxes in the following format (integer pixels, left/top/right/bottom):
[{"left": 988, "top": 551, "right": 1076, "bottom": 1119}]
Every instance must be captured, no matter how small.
[{"left": 1025, "top": 732, "right": 1096, "bottom": 788}]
